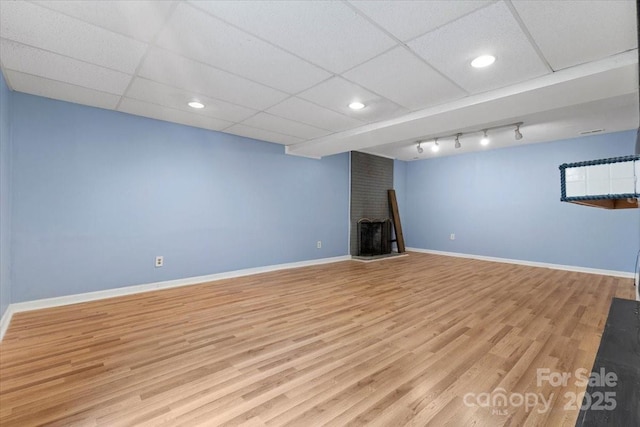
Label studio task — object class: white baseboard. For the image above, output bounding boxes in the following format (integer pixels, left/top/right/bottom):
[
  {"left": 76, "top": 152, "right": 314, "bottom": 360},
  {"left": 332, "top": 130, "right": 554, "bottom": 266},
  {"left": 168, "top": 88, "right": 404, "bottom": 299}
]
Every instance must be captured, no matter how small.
[
  {"left": 407, "top": 247, "right": 635, "bottom": 279},
  {"left": 2, "top": 250, "right": 634, "bottom": 341},
  {"left": 0, "top": 255, "right": 351, "bottom": 341},
  {"left": 0, "top": 305, "right": 14, "bottom": 342}
]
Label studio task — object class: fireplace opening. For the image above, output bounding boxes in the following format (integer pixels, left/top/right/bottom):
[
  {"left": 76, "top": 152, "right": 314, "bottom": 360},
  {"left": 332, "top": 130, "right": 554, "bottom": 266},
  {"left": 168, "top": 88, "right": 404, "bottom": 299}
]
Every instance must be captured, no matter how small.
[{"left": 357, "top": 218, "right": 392, "bottom": 256}]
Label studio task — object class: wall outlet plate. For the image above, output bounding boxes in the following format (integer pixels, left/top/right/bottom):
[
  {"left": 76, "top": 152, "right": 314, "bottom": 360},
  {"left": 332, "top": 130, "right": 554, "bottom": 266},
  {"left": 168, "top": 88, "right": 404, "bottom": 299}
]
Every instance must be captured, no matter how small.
[
  {"left": 450, "top": 233, "right": 455, "bottom": 240},
  {"left": 317, "top": 241, "right": 322, "bottom": 249},
  {"left": 155, "top": 256, "right": 164, "bottom": 267}
]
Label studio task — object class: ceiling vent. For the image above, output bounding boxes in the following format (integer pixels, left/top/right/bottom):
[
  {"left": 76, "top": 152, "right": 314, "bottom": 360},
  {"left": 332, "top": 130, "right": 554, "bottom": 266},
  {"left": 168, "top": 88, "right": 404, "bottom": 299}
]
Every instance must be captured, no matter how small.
[{"left": 578, "top": 129, "right": 605, "bottom": 135}]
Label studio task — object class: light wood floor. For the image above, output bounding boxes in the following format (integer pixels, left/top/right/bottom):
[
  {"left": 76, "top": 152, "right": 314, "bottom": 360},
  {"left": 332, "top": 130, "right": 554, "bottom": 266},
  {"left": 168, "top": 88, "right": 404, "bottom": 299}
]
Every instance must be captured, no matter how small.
[{"left": 0, "top": 253, "right": 635, "bottom": 426}]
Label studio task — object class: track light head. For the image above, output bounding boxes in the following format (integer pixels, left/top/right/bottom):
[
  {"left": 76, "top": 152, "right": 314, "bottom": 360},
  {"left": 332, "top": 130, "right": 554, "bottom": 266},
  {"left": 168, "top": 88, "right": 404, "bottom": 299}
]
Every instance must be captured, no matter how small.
[
  {"left": 480, "top": 130, "right": 490, "bottom": 146},
  {"left": 416, "top": 142, "right": 424, "bottom": 154},
  {"left": 515, "top": 124, "right": 523, "bottom": 140},
  {"left": 454, "top": 134, "right": 461, "bottom": 149},
  {"left": 431, "top": 138, "right": 440, "bottom": 153}
]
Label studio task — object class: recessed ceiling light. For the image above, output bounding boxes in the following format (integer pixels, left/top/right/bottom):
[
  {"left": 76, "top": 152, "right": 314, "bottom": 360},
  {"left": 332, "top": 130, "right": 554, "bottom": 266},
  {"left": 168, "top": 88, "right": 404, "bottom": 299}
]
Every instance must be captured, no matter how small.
[
  {"left": 348, "top": 101, "right": 365, "bottom": 110},
  {"left": 188, "top": 101, "right": 205, "bottom": 109},
  {"left": 471, "top": 55, "right": 496, "bottom": 68}
]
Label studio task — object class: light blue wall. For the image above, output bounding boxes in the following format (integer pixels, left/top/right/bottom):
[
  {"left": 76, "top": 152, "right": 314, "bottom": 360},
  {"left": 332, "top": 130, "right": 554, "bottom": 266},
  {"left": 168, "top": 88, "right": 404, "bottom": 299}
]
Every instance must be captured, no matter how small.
[
  {"left": 11, "top": 93, "right": 349, "bottom": 302},
  {"left": 405, "top": 131, "right": 640, "bottom": 272},
  {"left": 0, "top": 73, "right": 11, "bottom": 317}
]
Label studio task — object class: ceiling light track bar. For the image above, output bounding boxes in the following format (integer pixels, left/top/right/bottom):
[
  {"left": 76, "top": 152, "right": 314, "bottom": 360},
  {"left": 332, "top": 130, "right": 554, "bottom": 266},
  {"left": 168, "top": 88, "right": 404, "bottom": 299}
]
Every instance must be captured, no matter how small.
[
  {"left": 415, "top": 121, "right": 524, "bottom": 154},
  {"left": 423, "top": 121, "right": 524, "bottom": 143}
]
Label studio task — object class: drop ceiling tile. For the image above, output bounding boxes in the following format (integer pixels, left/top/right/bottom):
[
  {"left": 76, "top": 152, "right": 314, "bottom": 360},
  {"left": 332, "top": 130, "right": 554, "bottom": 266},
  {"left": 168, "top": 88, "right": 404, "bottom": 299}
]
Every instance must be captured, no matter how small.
[
  {"left": 349, "top": 0, "right": 493, "bottom": 42},
  {"left": 31, "top": 0, "right": 175, "bottom": 42},
  {"left": 7, "top": 70, "right": 120, "bottom": 110},
  {"left": 156, "top": 3, "right": 330, "bottom": 94},
  {"left": 343, "top": 47, "right": 466, "bottom": 110},
  {"left": 1, "top": 40, "right": 131, "bottom": 95},
  {"left": 408, "top": 1, "right": 549, "bottom": 94},
  {"left": 242, "top": 112, "right": 330, "bottom": 140},
  {"left": 298, "top": 76, "right": 410, "bottom": 123},
  {"left": 512, "top": 0, "right": 637, "bottom": 71},
  {"left": 0, "top": 1, "right": 147, "bottom": 74},
  {"left": 189, "top": 0, "right": 396, "bottom": 73},
  {"left": 223, "top": 124, "right": 304, "bottom": 146},
  {"left": 126, "top": 78, "right": 257, "bottom": 123},
  {"left": 266, "top": 97, "right": 365, "bottom": 132},
  {"left": 118, "top": 98, "right": 233, "bottom": 132},
  {"left": 138, "top": 48, "right": 289, "bottom": 110}
]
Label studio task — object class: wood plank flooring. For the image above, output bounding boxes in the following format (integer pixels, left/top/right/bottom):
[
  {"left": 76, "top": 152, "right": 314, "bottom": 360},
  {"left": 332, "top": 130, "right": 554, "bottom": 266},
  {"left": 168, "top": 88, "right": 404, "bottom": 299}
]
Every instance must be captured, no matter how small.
[{"left": 0, "top": 253, "right": 635, "bottom": 426}]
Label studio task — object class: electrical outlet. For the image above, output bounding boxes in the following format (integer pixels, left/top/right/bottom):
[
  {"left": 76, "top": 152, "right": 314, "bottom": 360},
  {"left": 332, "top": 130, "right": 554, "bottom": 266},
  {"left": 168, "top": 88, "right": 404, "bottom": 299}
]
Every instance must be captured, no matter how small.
[
  {"left": 317, "top": 241, "right": 322, "bottom": 249},
  {"left": 450, "top": 233, "right": 455, "bottom": 241},
  {"left": 155, "top": 256, "right": 164, "bottom": 267}
]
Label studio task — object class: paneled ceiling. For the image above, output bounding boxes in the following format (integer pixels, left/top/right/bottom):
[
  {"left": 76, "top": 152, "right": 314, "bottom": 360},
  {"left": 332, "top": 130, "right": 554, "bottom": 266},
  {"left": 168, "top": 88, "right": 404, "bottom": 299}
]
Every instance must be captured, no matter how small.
[{"left": 1, "top": 0, "right": 637, "bottom": 160}]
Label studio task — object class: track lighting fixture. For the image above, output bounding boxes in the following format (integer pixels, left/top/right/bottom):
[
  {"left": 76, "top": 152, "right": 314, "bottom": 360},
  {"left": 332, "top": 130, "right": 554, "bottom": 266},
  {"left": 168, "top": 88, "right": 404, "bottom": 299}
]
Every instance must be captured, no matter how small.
[
  {"left": 480, "top": 130, "right": 490, "bottom": 146},
  {"left": 431, "top": 138, "right": 440, "bottom": 153},
  {"left": 515, "top": 124, "right": 523, "bottom": 140},
  {"left": 413, "top": 122, "right": 523, "bottom": 153}
]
